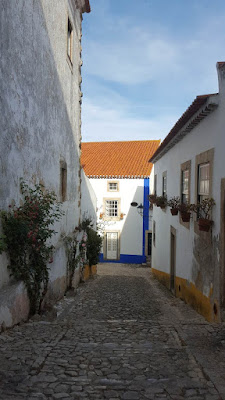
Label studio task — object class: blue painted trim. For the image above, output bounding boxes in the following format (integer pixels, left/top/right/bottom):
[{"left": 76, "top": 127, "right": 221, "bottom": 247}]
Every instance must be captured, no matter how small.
[
  {"left": 142, "top": 179, "right": 149, "bottom": 260},
  {"left": 99, "top": 253, "right": 146, "bottom": 264}
]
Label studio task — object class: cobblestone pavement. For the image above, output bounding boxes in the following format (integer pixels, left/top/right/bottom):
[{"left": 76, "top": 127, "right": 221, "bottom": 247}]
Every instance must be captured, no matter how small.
[{"left": 0, "top": 263, "right": 225, "bottom": 400}]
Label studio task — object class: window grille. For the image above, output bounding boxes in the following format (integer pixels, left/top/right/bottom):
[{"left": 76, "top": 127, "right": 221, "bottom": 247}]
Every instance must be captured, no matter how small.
[{"left": 105, "top": 200, "right": 118, "bottom": 217}]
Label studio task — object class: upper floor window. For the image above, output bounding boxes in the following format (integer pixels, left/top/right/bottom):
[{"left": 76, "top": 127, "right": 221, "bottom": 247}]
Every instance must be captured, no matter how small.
[
  {"left": 105, "top": 200, "right": 118, "bottom": 217},
  {"left": 162, "top": 172, "right": 167, "bottom": 197},
  {"left": 180, "top": 160, "right": 191, "bottom": 205},
  {"left": 107, "top": 181, "right": 119, "bottom": 192},
  {"left": 154, "top": 174, "right": 157, "bottom": 196},
  {"left": 181, "top": 169, "right": 189, "bottom": 204},
  {"left": 198, "top": 163, "right": 210, "bottom": 203},
  {"left": 67, "top": 17, "right": 73, "bottom": 64},
  {"left": 194, "top": 149, "right": 214, "bottom": 233}
]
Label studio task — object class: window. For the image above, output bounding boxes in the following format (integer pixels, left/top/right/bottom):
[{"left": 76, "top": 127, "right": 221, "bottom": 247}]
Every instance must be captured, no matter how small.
[
  {"left": 198, "top": 163, "right": 210, "bottom": 203},
  {"left": 181, "top": 169, "right": 189, "bottom": 204},
  {"left": 162, "top": 172, "right": 167, "bottom": 197},
  {"left": 60, "top": 161, "right": 67, "bottom": 202},
  {"left": 107, "top": 181, "right": 119, "bottom": 192},
  {"left": 103, "top": 198, "right": 121, "bottom": 220},
  {"left": 180, "top": 160, "right": 191, "bottom": 204},
  {"left": 194, "top": 148, "right": 214, "bottom": 234},
  {"left": 154, "top": 175, "right": 157, "bottom": 196},
  {"left": 105, "top": 200, "right": 118, "bottom": 217},
  {"left": 153, "top": 221, "right": 156, "bottom": 247},
  {"left": 67, "top": 17, "right": 73, "bottom": 63},
  {"left": 180, "top": 160, "right": 191, "bottom": 228}
]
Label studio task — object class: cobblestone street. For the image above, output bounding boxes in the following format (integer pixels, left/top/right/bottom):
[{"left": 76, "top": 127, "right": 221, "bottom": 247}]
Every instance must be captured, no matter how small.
[{"left": 0, "top": 263, "right": 225, "bottom": 400}]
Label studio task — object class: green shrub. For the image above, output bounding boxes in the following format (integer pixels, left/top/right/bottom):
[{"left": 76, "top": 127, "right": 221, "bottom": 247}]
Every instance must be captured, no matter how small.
[
  {"left": 0, "top": 180, "right": 63, "bottom": 315},
  {"left": 86, "top": 227, "right": 102, "bottom": 267}
]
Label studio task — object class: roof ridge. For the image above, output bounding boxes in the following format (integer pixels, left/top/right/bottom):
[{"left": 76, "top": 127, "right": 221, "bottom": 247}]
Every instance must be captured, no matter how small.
[{"left": 82, "top": 139, "right": 161, "bottom": 144}]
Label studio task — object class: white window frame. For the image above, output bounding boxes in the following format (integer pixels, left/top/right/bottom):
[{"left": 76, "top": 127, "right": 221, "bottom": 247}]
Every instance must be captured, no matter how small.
[
  {"left": 103, "top": 198, "right": 121, "bottom": 221},
  {"left": 162, "top": 171, "right": 167, "bottom": 197},
  {"left": 181, "top": 169, "right": 189, "bottom": 204},
  {"left": 198, "top": 163, "right": 210, "bottom": 203},
  {"left": 107, "top": 181, "right": 119, "bottom": 192}
]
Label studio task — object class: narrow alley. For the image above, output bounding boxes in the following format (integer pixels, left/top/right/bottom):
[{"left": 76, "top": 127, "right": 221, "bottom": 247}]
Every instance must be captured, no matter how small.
[{"left": 0, "top": 264, "right": 225, "bottom": 400}]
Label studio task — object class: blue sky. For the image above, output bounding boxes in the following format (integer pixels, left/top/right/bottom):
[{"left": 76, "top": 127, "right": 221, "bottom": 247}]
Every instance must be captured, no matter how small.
[{"left": 81, "top": 0, "right": 225, "bottom": 142}]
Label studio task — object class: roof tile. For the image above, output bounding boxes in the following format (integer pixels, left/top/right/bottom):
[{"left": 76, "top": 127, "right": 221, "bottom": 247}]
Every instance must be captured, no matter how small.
[{"left": 81, "top": 140, "right": 160, "bottom": 178}]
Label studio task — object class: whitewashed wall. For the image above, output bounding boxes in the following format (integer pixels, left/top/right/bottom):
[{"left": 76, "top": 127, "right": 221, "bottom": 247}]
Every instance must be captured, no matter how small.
[
  {"left": 81, "top": 170, "right": 97, "bottom": 228},
  {"left": 152, "top": 64, "right": 225, "bottom": 301},
  {"left": 89, "top": 178, "right": 147, "bottom": 259},
  {"left": 0, "top": 0, "right": 87, "bottom": 326}
]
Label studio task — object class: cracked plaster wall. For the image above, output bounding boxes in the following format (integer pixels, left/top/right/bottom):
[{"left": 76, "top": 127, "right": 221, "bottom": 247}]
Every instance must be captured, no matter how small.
[{"left": 0, "top": 0, "right": 90, "bottom": 326}]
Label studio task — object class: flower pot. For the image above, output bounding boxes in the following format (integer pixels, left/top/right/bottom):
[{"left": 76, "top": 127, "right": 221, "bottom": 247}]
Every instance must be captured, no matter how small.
[
  {"left": 170, "top": 208, "right": 178, "bottom": 216},
  {"left": 149, "top": 195, "right": 156, "bottom": 204},
  {"left": 180, "top": 211, "right": 191, "bottom": 222},
  {"left": 198, "top": 218, "right": 212, "bottom": 232}
]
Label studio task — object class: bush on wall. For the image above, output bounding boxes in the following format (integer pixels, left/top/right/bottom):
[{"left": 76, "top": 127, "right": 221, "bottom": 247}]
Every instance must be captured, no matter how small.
[{"left": 0, "top": 180, "right": 63, "bottom": 315}]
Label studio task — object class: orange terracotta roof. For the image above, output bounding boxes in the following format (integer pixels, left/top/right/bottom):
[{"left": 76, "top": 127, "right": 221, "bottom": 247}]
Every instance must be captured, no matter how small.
[
  {"left": 217, "top": 61, "right": 225, "bottom": 68},
  {"left": 81, "top": 140, "right": 160, "bottom": 179},
  {"left": 84, "top": 0, "right": 91, "bottom": 13}
]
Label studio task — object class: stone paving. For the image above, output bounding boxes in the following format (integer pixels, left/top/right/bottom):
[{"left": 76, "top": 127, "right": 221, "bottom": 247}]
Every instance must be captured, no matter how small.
[{"left": 0, "top": 263, "right": 225, "bottom": 400}]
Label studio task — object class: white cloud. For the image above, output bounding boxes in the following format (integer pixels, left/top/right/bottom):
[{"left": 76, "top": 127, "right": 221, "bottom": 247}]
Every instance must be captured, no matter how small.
[
  {"left": 81, "top": 100, "right": 179, "bottom": 142},
  {"left": 81, "top": 5, "right": 225, "bottom": 142},
  {"left": 83, "top": 11, "right": 225, "bottom": 90},
  {"left": 83, "top": 32, "right": 180, "bottom": 85}
]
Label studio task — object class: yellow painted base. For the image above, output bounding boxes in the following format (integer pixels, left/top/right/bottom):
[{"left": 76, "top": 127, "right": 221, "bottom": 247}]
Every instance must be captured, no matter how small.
[
  {"left": 151, "top": 268, "right": 220, "bottom": 323},
  {"left": 83, "top": 265, "right": 97, "bottom": 281}
]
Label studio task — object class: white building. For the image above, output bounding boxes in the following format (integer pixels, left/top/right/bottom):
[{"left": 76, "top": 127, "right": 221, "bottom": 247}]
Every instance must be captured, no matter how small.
[
  {"left": 0, "top": 0, "right": 92, "bottom": 328},
  {"left": 149, "top": 62, "right": 225, "bottom": 322},
  {"left": 81, "top": 141, "right": 160, "bottom": 263}
]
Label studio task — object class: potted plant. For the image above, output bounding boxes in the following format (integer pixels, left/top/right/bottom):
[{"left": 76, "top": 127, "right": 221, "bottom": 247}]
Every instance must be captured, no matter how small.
[
  {"left": 120, "top": 213, "right": 124, "bottom": 220},
  {"left": 194, "top": 198, "right": 215, "bottom": 232},
  {"left": 148, "top": 194, "right": 157, "bottom": 204},
  {"left": 155, "top": 196, "right": 167, "bottom": 209},
  {"left": 99, "top": 212, "right": 104, "bottom": 219},
  {"left": 167, "top": 196, "right": 180, "bottom": 215},
  {"left": 178, "top": 203, "right": 192, "bottom": 222}
]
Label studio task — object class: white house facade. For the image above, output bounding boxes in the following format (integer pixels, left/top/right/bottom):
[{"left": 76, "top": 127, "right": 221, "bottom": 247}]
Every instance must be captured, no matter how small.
[
  {"left": 150, "top": 62, "right": 225, "bottom": 322},
  {"left": 81, "top": 141, "right": 160, "bottom": 264},
  {"left": 0, "top": 0, "right": 91, "bottom": 328}
]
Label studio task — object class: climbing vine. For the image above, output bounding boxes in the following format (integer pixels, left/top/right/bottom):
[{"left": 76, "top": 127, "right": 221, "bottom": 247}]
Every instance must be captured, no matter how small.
[
  {"left": 78, "top": 217, "right": 102, "bottom": 267},
  {"left": 86, "top": 226, "right": 102, "bottom": 267},
  {"left": 63, "top": 234, "right": 79, "bottom": 289},
  {"left": 0, "top": 180, "right": 63, "bottom": 315},
  {"left": 63, "top": 217, "right": 102, "bottom": 286}
]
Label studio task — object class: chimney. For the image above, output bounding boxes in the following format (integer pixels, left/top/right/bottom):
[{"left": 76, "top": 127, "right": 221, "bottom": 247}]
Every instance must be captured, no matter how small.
[{"left": 216, "top": 62, "right": 225, "bottom": 95}]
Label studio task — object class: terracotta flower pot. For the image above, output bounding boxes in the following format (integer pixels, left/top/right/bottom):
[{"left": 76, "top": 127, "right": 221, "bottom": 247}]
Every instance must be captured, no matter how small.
[
  {"left": 170, "top": 208, "right": 178, "bottom": 216},
  {"left": 198, "top": 218, "right": 212, "bottom": 232},
  {"left": 180, "top": 211, "right": 191, "bottom": 222},
  {"left": 149, "top": 195, "right": 156, "bottom": 204}
]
